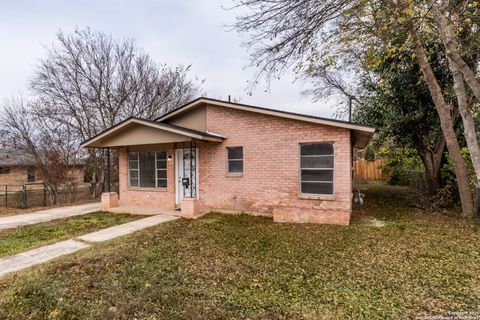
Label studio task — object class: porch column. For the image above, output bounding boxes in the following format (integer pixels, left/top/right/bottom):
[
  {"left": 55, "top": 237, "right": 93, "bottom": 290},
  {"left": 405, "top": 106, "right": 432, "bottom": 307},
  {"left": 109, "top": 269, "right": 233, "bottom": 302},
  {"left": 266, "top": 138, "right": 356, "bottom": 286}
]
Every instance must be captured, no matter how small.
[
  {"left": 101, "top": 192, "right": 118, "bottom": 210},
  {"left": 180, "top": 197, "right": 200, "bottom": 218},
  {"left": 180, "top": 141, "right": 201, "bottom": 218},
  {"left": 101, "top": 147, "right": 118, "bottom": 211}
]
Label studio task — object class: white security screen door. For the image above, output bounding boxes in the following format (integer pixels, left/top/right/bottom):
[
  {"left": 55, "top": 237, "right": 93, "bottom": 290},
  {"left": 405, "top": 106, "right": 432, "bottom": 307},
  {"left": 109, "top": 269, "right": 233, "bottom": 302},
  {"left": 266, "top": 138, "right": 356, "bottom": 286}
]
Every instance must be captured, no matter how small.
[{"left": 175, "top": 148, "right": 199, "bottom": 205}]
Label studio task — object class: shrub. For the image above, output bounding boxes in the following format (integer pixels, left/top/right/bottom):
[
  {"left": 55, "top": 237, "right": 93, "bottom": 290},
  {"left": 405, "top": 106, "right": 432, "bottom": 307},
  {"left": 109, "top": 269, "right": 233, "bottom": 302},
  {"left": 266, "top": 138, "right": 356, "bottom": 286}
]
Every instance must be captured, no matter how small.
[
  {"left": 434, "top": 148, "right": 474, "bottom": 208},
  {"left": 379, "top": 147, "right": 422, "bottom": 186}
]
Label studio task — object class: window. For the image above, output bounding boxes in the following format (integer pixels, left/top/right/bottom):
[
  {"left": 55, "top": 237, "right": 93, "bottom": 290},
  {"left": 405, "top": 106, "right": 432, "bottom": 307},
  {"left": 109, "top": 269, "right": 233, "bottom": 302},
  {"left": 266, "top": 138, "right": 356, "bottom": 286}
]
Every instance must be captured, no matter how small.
[
  {"left": 227, "top": 147, "right": 243, "bottom": 173},
  {"left": 128, "top": 151, "right": 167, "bottom": 188},
  {"left": 0, "top": 167, "right": 10, "bottom": 174},
  {"left": 300, "top": 143, "right": 334, "bottom": 195},
  {"left": 27, "top": 167, "right": 35, "bottom": 182},
  {"left": 156, "top": 151, "right": 167, "bottom": 188}
]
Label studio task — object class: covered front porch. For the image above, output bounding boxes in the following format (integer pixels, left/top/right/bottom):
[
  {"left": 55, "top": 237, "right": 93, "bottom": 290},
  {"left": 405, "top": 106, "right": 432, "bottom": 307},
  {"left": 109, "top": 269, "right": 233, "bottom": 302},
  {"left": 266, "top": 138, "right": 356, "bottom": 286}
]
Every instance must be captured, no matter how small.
[{"left": 80, "top": 117, "right": 225, "bottom": 218}]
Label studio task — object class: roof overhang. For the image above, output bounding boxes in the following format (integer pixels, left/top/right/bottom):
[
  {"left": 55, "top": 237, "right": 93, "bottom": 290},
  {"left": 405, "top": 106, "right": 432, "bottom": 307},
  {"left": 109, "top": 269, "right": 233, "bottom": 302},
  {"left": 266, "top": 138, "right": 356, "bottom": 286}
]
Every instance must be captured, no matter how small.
[
  {"left": 81, "top": 118, "right": 225, "bottom": 148},
  {"left": 351, "top": 130, "right": 374, "bottom": 149},
  {"left": 156, "top": 97, "right": 375, "bottom": 148}
]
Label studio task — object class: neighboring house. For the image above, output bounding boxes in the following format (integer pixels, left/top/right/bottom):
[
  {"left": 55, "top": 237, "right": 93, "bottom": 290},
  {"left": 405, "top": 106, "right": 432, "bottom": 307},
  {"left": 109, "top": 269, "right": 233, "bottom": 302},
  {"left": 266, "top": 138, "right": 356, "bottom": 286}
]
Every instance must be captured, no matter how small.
[
  {"left": 82, "top": 97, "right": 374, "bottom": 225},
  {"left": 0, "top": 149, "right": 85, "bottom": 186}
]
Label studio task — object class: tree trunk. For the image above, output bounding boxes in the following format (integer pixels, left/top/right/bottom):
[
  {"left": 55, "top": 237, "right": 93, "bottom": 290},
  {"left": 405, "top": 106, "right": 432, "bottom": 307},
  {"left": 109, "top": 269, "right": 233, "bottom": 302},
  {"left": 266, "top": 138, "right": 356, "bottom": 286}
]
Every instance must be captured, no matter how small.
[
  {"left": 451, "top": 69, "right": 480, "bottom": 214},
  {"left": 430, "top": 4, "right": 480, "bottom": 103},
  {"left": 46, "top": 183, "right": 59, "bottom": 206},
  {"left": 422, "top": 155, "right": 442, "bottom": 195},
  {"left": 419, "top": 136, "right": 445, "bottom": 196},
  {"left": 450, "top": 61, "right": 480, "bottom": 182},
  {"left": 430, "top": 3, "right": 480, "bottom": 188},
  {"left": 409, "top": 26, "right": 474, "bottom": 216}
]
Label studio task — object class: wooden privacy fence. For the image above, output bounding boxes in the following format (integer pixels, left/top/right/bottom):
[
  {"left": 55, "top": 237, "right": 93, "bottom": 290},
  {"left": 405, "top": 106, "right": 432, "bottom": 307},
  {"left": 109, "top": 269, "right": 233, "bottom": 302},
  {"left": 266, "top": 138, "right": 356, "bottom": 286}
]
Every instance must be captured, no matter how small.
[{"left": 354, "top": 159, "right": 385, "bottom": 181}]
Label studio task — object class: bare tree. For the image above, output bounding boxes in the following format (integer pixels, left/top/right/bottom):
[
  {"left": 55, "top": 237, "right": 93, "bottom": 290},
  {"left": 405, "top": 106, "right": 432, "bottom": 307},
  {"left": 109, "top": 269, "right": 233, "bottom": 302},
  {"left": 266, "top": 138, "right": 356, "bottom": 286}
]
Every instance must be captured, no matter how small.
[
  {"left": 230, "top": 0, "right": 357, "bottom": 83},
  {"left": 302, "top": 58, "right": 366, "bottom": 119},
  {"left": 0, "top": 96, "right": 81, "bottom": 204},
  {"left": 0, "top": 128, "right": 13, "bottom": 148},
  {"left": 31, "top": 28, "right": 203, "bottom": 195}
]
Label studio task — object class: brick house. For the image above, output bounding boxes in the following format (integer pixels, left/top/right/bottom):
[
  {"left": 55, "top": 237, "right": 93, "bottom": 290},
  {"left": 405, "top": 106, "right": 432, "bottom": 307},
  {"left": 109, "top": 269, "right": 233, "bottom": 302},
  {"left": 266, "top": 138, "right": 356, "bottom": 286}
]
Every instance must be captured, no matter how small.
[
  {"left": 0, "top": 149, "right": 85, "bottom": 187},
  {"left": 82, "top": 98, "right": 374, "bottom": 225}
]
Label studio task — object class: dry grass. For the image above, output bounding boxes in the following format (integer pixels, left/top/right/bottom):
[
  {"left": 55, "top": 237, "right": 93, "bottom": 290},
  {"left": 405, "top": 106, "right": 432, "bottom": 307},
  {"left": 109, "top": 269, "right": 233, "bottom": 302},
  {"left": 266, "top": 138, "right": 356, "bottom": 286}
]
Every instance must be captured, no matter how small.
[
  {"left": 0, "top": 184, "right": 478, "bottom": 319},
  {"left": 0, "top": 212, "right": 142, "bottom": 258}
]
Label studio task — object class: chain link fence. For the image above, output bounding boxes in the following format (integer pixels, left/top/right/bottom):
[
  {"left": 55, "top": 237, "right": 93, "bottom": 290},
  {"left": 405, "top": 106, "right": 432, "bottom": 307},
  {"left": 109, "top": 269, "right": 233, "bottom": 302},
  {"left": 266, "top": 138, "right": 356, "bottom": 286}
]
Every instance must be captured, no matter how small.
[{"left": 0, "top": 183, "right": 92, "bottom": 209}]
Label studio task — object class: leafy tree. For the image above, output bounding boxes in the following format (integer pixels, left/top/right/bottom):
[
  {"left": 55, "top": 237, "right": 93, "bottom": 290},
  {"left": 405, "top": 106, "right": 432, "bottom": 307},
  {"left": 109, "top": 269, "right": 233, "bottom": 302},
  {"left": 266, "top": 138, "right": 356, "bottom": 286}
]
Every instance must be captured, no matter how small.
[
  {"left": 231, "top": 0, "right": 477, "bottom": 215},
  {"left": 355, "top": 40, "right": 450, "bottom": 195},
  {"left": 378, "top": 145, "right": 423, "bottom": 186},
  {"left": 426, "top": 1, "right": 480, "bottom": 189},
  {"left": 363, "top": 145, "right": 376, "bottom": 161},
  {"left": 391, "top": 0, "right": 475, "bottom": 216}
]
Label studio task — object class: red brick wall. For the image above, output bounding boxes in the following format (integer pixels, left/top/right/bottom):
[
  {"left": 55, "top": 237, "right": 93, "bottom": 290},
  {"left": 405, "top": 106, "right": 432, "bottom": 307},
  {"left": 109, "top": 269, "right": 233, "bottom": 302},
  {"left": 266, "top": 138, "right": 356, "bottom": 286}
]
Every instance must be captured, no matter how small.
[
  {"left": 117, "top": 104, "right": 353, "bottom": 225},
  {"left": 0, "top": 166, "right": 85, "bottom": 186},
  {"left": 118, "top": 145, "right": 176, "bottom": 208},
  {"left": 0, "top": 167, "right": 28, "bottom": 185},
  {"left": 199, "top": 104, "right": 352, "bottom": 225}
]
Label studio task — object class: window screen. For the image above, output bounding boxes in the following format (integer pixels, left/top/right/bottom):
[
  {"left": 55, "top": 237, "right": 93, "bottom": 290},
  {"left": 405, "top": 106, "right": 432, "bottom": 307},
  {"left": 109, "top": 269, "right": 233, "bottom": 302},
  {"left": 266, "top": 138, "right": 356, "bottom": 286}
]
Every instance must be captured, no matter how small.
[
  {"left": 128, "top": 151, "right": 167, "bottom": 188},
  {"left": 227, "top": 147, "right": 243, "bottom": 173},
  {"left": 300, "top": 143, "right": 334, "bottom": 195}
]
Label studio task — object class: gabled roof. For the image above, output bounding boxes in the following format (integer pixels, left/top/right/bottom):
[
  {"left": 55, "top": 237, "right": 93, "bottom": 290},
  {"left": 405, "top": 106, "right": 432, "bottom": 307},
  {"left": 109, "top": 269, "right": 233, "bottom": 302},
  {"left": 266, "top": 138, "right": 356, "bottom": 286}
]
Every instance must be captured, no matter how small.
[
  {"left": 156, "top": 97, "right": 375, "bottom": 133},
  {"left": 81, "top": 117, "right": 225, "bottom": 148},
  {"left": 0, "top": 149, "right": 86, "bottom": 166},
  {"left": 156, "top": 97, "right": 374, "bottom": 148},
  {"left": 81, "top": 98, "right": 375, "bottom": 149},
  {"left": 0, "top": 149, "right": 36, "bottom": 166}
]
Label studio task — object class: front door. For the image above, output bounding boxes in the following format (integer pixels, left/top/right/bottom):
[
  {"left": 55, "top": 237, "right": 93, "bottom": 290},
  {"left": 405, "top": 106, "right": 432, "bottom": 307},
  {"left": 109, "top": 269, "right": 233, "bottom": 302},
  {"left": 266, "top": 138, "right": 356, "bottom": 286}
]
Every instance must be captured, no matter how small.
[{"left": 175, "top": 148, "right": 199, "bottom": 205}]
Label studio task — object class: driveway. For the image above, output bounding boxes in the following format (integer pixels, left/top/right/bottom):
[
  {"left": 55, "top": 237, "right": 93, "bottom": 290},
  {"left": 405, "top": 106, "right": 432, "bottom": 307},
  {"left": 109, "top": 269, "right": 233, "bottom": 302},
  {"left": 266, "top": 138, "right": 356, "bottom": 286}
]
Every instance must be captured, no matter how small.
[{"left": 0, "top": 203, "right": 101, "bottom": 230}]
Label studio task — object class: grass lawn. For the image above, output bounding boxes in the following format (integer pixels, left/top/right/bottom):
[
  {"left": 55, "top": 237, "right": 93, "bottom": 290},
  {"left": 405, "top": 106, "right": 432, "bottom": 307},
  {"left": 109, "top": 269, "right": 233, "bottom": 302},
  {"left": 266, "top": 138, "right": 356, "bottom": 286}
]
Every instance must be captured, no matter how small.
[
  {"left": 0, "top": 185, "right": 479, "bottom": 319},
  {"left": 0, "top": 212, "right": 142, "bottom": 258}
]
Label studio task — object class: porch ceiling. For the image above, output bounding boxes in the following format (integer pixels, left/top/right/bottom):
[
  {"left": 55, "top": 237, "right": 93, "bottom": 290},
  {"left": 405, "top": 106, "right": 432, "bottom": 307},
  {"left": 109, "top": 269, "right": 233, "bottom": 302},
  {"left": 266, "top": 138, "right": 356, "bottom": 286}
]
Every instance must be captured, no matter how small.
[{"left": 81, "top": 118, "right": 225, "bottom": 148}]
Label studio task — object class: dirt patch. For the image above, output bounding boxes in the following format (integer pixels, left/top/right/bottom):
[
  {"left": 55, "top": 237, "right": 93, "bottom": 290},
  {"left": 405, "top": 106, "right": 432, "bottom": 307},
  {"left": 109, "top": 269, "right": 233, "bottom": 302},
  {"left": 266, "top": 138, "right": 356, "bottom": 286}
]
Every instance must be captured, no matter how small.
[{"left": 358, "top": 216, "right": 387, "bottom": 227}]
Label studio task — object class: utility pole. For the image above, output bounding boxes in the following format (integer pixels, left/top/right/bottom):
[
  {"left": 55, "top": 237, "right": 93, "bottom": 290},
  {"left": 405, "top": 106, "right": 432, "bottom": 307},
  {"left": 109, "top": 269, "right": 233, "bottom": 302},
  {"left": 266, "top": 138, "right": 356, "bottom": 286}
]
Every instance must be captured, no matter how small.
[{"left": 348, "top": 96, "right": 353, "bottom": 122}]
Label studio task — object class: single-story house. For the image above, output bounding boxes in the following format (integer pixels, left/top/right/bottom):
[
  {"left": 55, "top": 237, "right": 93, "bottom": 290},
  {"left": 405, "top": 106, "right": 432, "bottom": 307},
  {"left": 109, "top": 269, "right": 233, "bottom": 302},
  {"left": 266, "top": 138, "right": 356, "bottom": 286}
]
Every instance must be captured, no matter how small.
[
  {"left": 81, "top": 97, "right": 374, "bottom": 225},
  {"left": 0, "top": 149, "right": 85, "bottom": 187}
]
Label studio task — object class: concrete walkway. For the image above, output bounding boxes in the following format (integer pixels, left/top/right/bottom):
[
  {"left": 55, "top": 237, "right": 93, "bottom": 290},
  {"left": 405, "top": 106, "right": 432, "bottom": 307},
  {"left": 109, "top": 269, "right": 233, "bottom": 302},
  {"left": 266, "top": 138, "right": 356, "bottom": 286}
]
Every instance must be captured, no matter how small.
[
  {"left": 0, "top": 202, "right": 101, "bottom": 230},
  {"left": 78, "top": 215, "right": 179, "bottom": 242},
  {"left": 0, "top": 214, "right": 179, "bottom": 277},
  {"left": 0, "top": 240, "right": 89, "bottom": 277}
]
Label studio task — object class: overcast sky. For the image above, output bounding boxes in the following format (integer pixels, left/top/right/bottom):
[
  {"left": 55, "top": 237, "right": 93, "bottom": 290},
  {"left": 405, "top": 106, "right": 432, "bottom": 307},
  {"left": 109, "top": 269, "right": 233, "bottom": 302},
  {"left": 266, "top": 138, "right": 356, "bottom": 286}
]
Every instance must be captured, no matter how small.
[{"left": 0, "top": 0, "right": 339, "bottom": 118}]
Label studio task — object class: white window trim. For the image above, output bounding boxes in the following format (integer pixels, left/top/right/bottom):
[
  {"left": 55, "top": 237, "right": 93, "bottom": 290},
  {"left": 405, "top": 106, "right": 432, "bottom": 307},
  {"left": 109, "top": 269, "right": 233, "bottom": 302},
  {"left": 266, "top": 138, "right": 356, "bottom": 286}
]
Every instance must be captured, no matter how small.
[
  {"left": 299, "top": 142, "right": 335, "bottom": 196},
  {"left": 128, "top": 152, "right": 140, "bottom": 188},
  {"left": 175, "top": 148, "right": 200, "bottom": 204},
  {"left": 128, "top": 151, "right": 167, "bottom": 189},
  {"left": 156, "top": 151, "right": 167, "bottom": 188},
  {"left": 227, "top": 146, "right": 243, "bottom": 173}
]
